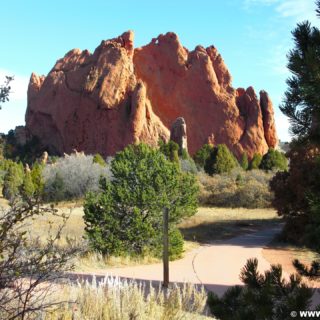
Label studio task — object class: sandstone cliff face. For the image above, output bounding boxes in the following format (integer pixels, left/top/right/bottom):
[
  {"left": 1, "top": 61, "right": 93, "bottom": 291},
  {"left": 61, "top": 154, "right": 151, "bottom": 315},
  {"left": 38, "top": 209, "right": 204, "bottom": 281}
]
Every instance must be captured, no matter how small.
[{"left": 25, "top": 31, "right": 277, "bottom": 158}]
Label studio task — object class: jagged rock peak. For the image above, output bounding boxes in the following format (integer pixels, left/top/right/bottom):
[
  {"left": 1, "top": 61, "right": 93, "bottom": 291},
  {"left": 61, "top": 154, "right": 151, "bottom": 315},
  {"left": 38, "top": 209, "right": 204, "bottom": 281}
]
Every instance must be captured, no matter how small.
[{"left": 25, "top": 31, "right": 278, "bottom": 159}]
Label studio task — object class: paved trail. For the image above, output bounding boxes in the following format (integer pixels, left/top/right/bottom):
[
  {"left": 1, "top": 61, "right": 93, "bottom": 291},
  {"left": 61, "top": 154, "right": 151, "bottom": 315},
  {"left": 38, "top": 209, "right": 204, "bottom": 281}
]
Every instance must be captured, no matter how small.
[{"left": 74, "top": 225, "right": 284, "bottom": 296}]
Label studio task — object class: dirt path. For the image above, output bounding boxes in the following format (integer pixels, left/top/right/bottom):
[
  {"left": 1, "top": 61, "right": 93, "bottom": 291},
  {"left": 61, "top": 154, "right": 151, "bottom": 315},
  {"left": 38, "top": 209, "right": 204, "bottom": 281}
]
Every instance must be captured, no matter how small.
[{"left": 73, "top": 224, "right": 284, "bottom": 297}]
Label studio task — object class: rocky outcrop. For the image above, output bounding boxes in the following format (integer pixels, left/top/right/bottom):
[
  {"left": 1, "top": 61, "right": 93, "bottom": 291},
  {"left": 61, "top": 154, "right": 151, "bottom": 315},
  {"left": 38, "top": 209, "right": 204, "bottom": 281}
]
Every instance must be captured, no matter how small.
[
  {"left": 25, "top": 31, "right": 278, "bottom": 159},
  {"left": 170, "top": 117, "right": 188, "bottom": 153},
  {"left": 260, "top": 90, "right": 278, "bottom": 147}
]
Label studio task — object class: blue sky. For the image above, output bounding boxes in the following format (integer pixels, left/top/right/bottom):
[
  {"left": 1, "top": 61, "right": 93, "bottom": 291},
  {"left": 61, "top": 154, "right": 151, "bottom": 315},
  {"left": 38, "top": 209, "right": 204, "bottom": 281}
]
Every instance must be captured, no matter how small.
[{"left": 0, "top": 0, "right": 319, "bottom": 141}]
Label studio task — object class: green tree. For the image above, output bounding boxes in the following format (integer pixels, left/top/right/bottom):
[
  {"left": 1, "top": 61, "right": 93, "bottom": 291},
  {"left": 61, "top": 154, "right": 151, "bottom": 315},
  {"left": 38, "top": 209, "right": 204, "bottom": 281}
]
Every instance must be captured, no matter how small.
[
  {"left": 207, "top": 258, "right": 314, "bottom": 320},
  {"left": 158, "top": 140, "right": 180, "bottom": 164},
  {"left": 204, "top": 144, "right": 237, "bottom": 175},
  {"left": 259, "top": 148, "right": 288, "bottom": 171},
  {"left": 21, "top": 171, "right": 35, "bottom": 198},
  {"left": 279, "top": 6, "right": 320, "bottom": 140},
  {"left": 270, "top": 1, "right": 320, "bottom": 280},
  {"left": 249, "top": 153, "right": 262, "bottom": 170},
  {"left": 2, "top": 162, "right": 24, "bottom": 200},
  {"left": 84, "top": 143, "right": 199, "bottom": 257},
  {"left": 30, "top": 162, "right": 44, "bottom": 198},
  {"left": 193, "top": 144, "right": 214, "bottom": 169},
  {"left": 93, "top": 153, "right": 106, "bottom": 167},
  {"left": 240, "top": 152, "right": 249, "bottom": 171}
]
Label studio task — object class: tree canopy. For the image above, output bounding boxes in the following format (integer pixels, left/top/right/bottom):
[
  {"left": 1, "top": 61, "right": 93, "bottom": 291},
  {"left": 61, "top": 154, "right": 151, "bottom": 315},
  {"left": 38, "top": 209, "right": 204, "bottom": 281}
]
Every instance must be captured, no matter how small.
[
  {"left": 204, "top": 144, "right": 238, "bottom": 175},
  {"left": 280, "top": 5, "right": 320, "bottom": 140},
  {"left": 84, "top": 143, "right": 199, "bottom": 257}
]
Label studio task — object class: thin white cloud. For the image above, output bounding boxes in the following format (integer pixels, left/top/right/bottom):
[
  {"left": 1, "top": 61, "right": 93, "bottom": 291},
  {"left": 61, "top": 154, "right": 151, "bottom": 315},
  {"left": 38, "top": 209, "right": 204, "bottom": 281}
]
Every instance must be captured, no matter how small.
[
  {"left": 276, "top": 0, "right": 318, "bottom": 24},
  {"left": 268, "top": 43, "right": 291, "bottom": 76},
  {"left": 244, "top": 0, "right": 318, "bottom": 24}
]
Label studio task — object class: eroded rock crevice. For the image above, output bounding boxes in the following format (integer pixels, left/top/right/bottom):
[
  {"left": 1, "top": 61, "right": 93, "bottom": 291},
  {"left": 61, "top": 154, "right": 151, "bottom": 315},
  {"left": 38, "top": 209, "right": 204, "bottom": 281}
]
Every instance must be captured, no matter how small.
[{"left": 25, "top": 31, "right": 278, "bottom": 158}]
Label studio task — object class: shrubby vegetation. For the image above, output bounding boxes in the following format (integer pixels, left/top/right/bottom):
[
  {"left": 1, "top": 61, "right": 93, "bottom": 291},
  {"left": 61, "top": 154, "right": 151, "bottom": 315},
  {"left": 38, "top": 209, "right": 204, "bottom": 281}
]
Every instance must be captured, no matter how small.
[
  {"left": 93, "top": 153, "right": 107, "bottom": 167},
  {"left": 0, "top": 159, "right": 44, "bottom": 201},
  {"left": 158, "top": 140, "right": 180, "bottom": 163},
  {"left": 260, "top": 148, "right": 288, "bottom": 171},
  {"left": 204, "top": 144, "right": 238, "bottom": 175},
  {"left": 84, "top": 143, "right": 199, "bottom": 259},
  {"left": 2, "top": 161, "right": 24, "bottom": 200},
  {"left": 249, "top": 153, "right": 262, "bottom": 170},
  {"left": 179, "top": 157, "right": 198, "bottom": 174},
  {"left": 49, "top": 279, "right": 207, "bottom": 320},
  {"left": 193, "top": 143, "right": 214, "bottom": 169},
  {"left": 0, "top": 195, "right": 78, "bottom": 319},
  {"left": 208, "top": 258, "right": 315, "bottom": 320},
  {"left": 239, "top": 152, "right": 248, "bottom": 171},
  {"left": 43, "top": 153, "right": 111, "bottom": 202},
  {"left": 198, "top": 168, "right": 274, "bottom": 208}
]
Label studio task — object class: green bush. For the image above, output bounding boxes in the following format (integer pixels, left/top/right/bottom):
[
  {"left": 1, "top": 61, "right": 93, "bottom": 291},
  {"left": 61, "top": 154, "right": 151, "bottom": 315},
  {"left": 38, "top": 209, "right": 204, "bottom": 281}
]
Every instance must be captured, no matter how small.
[
  {"left": 193, "top": 144, "right": 214, "bottom": 169},
  {"left": 249, "top": 153, "right": 262, "bottom": 170},
  {"left": 84, "top": 143, "right": 199, "bottom": 258},
  {"left": 260, "top": 148, "right": 288, "bottom": 171},
  {"left": 2, "top": 161, "right": 24, "bottom": 200},
  {"left": 21, "top": 171, "right": 35, "bottom": 198},
  {"left": 159, "top": 140, "right": 180, "bottom": 164},
  {"left": 208, "top": 258, "right": 314, "bottom": 320},
  {"left": 240, "top": 152, "right": 248, "bottom": 171},
  {"left": 168, "top": 228, "right": 184, "bottom": 260},
  {"left": 93, "top": 153, "right": 106, "bottom": 167},
  {"left": 198, "top": 169, "right": 274, "bottom": 208},
  {"left": 204, "top": 144, "right": 238, "bottom": 175}
]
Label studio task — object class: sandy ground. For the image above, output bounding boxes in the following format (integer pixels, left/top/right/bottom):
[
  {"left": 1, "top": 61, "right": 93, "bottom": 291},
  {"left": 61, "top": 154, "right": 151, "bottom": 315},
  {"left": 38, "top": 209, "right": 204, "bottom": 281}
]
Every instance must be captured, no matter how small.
[
  {"left": 73, "top": 225, "right": 284, "bottom": 297},
  {"left": 263, "top": 244, "right": 320, "bottom": 308}
]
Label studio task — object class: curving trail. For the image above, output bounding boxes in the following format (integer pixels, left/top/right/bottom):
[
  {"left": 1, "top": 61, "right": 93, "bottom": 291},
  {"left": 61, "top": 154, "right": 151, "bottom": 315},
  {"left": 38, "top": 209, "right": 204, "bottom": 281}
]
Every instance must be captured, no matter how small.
[{"left": 73, "top": 225, "right": 284, "bottom": 296}]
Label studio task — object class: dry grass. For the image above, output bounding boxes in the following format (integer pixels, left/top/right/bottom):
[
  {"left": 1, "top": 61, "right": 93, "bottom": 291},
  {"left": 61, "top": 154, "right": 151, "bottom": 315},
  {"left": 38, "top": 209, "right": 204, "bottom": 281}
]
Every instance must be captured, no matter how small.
[
  {"left": 0, "top": 197, "right": 281, "bottom": 269},
  {"left": 43, "top": 278, "right": 212, "bottom": 320},
  {"left": 198, "top": 169, "right": 274, "bottom": 208}
]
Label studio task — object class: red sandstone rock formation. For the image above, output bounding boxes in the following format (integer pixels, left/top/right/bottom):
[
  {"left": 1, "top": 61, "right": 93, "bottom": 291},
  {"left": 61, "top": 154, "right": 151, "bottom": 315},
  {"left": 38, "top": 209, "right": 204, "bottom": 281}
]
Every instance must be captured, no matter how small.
[
  {"left": 170, "top": 117, "right": 188, "bottom": 153},
  {"left": 25, "top": 31, "right": 278, "bottom": 159}
]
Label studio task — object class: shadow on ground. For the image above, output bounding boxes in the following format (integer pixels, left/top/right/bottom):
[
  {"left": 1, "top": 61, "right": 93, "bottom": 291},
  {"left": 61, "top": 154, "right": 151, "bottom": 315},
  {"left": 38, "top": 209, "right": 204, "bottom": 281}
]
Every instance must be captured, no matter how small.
[{"left": 180, "top": 218, "right": 282, "bottom": 244}]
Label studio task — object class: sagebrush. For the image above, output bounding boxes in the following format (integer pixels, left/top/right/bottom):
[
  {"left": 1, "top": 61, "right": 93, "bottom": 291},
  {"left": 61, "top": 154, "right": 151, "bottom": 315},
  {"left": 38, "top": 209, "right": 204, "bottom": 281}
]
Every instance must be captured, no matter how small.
[{"left": 198, "top": 168, "right": 274, "bottom": 208}]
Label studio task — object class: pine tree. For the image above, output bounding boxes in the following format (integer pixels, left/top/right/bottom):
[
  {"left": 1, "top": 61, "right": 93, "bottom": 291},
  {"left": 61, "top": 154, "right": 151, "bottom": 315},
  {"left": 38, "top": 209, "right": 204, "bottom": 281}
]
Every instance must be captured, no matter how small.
[
  {"left": 204, "top": 144, "right": 237, "bottom": 175},
  {"left": 193, "top": 144, "right": 214, "bottom": 169},
  {"left": 2, "top": 162, "right": 24, "bottom": 200},
  {"left": 249, "top": 153, "right": 262, "bottom": 170},
  {"left": 84, "top": 143, "right": 198, "bottom": 257},
  {"left": 22, "top": 171, "right": 35, "bottom": 198},
  {"left": 240, "top": 152, "right": 249, "bottom": 171},
  {"left": 270, "top": 1, "right": 320, "bottom": 281},
  {"left": 280, "top": 5, "right": 320, "bottom": 140},
  {"left": 259, "top": 148, "right": 288, "bottom": 171}
]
